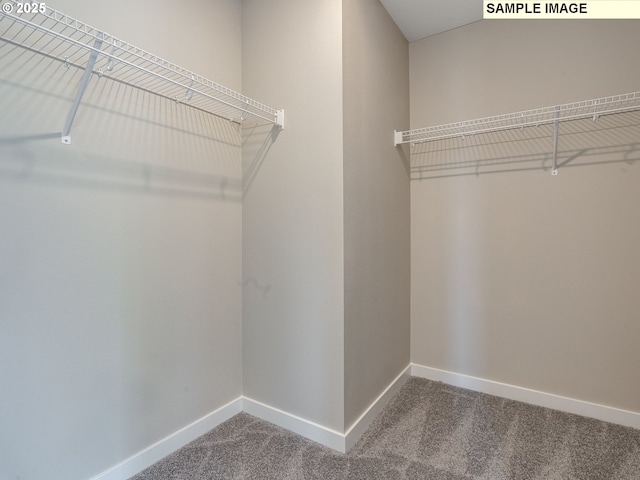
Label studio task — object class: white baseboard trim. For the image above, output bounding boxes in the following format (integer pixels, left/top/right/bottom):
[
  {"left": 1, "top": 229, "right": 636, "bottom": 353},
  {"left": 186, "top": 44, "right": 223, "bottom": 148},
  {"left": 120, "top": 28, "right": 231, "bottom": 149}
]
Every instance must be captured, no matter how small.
[
  {"left": 88, "top": 397, "right": 243, "bottom": 480},
  {"left": 411, "top": 363, "right": 640, "bottom": 430},
  {"left": 344, "top": 364, "right": 411, "bottom": 451},
  {"left": 88, "top": 365, "right": 640, "bottom": 480},
  {"left": 89, "top": 367, "right": 411, "bottom": 479},
  {"left": 242, "top": 396, "right": 347, "bottom": 453},
  {"left": 243, "top": 365, "right": 412, "bottom": 454}
]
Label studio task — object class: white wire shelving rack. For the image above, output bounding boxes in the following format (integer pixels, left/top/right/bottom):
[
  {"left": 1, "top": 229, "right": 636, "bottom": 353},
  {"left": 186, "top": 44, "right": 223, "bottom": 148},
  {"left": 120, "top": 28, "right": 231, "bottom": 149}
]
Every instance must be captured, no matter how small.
[
  {"left": 395, "top": 91, "right": 640, "bottom": 175},
  {"left": 0, "top": 1, "right": 284, "bottom": 144}
]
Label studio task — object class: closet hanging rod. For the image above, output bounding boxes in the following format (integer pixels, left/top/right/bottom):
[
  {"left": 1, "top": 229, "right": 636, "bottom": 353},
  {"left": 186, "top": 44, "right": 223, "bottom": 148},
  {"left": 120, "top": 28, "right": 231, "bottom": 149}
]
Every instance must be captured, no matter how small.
[
  {"left": 0, "top": 2, "right": 284, "bottom": 133},
  {"left": 394, "top": 91, "right": 640, "bottom": 147}
]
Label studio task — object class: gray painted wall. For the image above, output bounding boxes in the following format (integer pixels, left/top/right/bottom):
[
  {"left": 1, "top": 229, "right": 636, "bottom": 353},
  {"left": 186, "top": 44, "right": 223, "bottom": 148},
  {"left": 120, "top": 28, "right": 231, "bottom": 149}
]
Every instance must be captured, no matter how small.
[
  {"left": 0, "top": 1, "right": 243, "bottom": 479},
  {"left": 343, "top": 0, "right": 410, "bottom": 429},
  {"left": 410, "top": 20, "right": 640, "bottom": 413},
  {"left": 242, "top": 0, "right": 346, "bottom": 431}
]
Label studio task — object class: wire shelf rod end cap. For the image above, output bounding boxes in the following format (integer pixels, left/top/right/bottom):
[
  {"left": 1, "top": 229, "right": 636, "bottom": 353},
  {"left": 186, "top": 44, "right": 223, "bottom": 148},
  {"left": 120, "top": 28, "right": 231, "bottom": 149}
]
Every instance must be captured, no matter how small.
[
  {"left": 276, "top": 109, "right": 285, "bottom": 130},
  {"left": 394, "top": 130, "right": 404, "bottom": 147}
]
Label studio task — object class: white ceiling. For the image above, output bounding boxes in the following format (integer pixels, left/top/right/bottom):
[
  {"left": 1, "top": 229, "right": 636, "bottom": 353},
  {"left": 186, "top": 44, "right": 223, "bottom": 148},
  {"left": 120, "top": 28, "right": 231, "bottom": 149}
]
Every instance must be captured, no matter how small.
[{"left": 380, "top": 0, "right": 483, "bottom": 42}]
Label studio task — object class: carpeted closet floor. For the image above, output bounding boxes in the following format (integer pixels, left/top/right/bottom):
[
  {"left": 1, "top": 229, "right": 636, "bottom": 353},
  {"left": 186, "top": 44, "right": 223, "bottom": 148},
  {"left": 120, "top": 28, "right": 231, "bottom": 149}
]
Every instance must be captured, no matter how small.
[{"left": 131, "top": 377, "right": 640, "bottom": 479}]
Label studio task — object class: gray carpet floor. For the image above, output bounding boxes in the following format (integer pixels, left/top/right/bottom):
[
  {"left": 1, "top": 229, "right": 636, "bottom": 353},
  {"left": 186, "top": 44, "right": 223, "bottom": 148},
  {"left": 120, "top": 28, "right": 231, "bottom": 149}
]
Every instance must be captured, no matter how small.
[{"left": 131, "top": 377, "right": 640, "bottom": 479}]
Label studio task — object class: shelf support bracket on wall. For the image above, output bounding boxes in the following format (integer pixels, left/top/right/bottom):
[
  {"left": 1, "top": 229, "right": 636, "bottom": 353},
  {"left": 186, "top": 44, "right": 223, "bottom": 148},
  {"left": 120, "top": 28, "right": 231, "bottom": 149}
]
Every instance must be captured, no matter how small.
[
  {"left": 551, "top": 105, "right": 560, "bottom": 176},
  {"left": 276, "top": 109, "right": 285, "bottom": 130},
  {"left": 61, "top": 32, "right": 104, "bottom": 145},
  {"left": 394, "top": 130, "right": 403, "bottom": 147}
]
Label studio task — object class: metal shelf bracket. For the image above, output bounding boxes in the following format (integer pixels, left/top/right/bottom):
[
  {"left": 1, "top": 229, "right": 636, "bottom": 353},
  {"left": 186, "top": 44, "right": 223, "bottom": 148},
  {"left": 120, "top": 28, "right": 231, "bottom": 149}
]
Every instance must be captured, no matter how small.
[
  {"left": 276, "top": 109, "right": 285, "bottom": 130},
  {"left": 61, "top": 33, "right": 104, "bottom": 145},
  {"left": 551, "top": 105, "right": 560, "bottom": 176},
  {"left": 394, "top": 130, "right": 403, "bottom": 147}
]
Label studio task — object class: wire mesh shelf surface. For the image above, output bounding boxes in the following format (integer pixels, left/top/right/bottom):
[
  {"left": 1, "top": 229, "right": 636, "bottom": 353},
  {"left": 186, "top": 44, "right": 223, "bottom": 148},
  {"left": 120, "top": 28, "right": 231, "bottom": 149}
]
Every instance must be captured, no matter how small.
[
  {"left": 0, "top": 1, "right": 283, "bottom": 132},
  {"left": 395, "top": 91, "right": 640, "bottom": 146}
]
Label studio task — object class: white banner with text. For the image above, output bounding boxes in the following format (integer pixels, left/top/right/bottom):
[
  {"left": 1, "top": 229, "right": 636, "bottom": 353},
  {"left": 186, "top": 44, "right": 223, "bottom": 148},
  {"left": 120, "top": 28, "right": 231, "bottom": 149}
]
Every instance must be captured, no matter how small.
[{"left": 484, "top": 1, "right": 640, "bottom": 18}]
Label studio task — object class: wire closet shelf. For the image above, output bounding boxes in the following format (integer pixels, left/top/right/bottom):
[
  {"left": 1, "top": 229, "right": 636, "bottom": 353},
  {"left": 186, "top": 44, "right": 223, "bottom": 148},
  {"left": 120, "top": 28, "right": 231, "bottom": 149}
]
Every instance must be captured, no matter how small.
[
  {"left": 394, "top": 91, "right": 640, "bottom": 176},
  {"left": 394, "top": 92, "right": 640, "bottom": 147},
  {"left": 0, "top": 1, "right": 284, "bottom": 144}
]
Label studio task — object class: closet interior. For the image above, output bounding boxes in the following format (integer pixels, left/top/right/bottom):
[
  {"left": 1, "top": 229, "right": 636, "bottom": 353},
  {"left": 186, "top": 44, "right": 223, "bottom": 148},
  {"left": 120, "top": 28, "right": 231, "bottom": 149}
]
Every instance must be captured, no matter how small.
[{"left": 2, "top": 2, "right": 639, "bottom": 480}]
